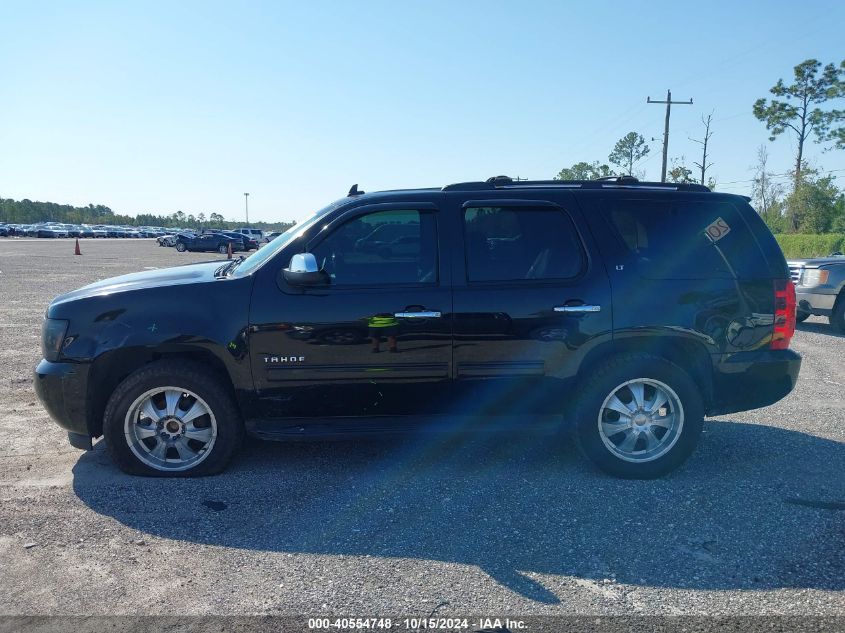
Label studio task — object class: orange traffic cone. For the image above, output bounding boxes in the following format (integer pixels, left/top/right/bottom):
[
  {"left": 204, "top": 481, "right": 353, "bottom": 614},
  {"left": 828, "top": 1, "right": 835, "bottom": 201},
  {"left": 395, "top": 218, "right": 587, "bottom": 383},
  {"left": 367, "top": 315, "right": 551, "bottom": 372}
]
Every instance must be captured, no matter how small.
[
  {"left": 74, "top": 238, "right": 81, "bottom": 256},
  {"left": 227, "top": 241, "right": 233, "bottom": 260}
]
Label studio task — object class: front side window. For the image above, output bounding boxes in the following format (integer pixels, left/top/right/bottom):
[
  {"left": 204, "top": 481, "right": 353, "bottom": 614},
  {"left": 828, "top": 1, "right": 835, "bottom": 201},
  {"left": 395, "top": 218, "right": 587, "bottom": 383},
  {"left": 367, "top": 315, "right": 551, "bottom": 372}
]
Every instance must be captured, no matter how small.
[
  {"left": 463, "top": 206, "right": 585, "bottom": 282},
  {"left": 310, "top": 209, "right": 438, "bottom": 286}
]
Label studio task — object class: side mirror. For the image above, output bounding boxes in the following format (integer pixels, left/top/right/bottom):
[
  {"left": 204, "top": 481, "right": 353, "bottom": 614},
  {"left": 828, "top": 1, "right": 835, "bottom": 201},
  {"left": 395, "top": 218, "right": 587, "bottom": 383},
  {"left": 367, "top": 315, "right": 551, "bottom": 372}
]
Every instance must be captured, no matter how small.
[{"left": 283, "top": 253, "right": 329, "bottom": 286}]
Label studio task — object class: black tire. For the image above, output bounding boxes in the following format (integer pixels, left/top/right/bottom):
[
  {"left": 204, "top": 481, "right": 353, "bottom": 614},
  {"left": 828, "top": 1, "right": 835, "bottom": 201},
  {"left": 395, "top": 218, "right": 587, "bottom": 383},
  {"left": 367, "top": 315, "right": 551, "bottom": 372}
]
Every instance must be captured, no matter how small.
[
  {"left": 796, "top": 310, "right": 811, "bottom": 323},
  {"left": 175, "top": 242, "right": 187, "bottom": 252},
  {"left": 102, "top": 360, "right": 243, "bottom": 477},
  {"left": 830, "top": 296, "right": 845, "bottom": 334},
  {"left": 573, "top": 354, "right": 704, "bottom": 479},
  {"left": 218, "top": 243, "right": 228, "bottom": 254}
]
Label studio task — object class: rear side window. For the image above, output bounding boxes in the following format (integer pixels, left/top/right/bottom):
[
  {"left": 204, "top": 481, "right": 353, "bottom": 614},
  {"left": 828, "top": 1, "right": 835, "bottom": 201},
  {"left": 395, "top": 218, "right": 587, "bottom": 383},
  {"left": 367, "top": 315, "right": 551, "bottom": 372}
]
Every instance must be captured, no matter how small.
[
  {"left": 463, "top": 206, "right": 584, "bottom": 282},
  {"left": 601, "top": 199, "right": 770, "bottom": 279}
]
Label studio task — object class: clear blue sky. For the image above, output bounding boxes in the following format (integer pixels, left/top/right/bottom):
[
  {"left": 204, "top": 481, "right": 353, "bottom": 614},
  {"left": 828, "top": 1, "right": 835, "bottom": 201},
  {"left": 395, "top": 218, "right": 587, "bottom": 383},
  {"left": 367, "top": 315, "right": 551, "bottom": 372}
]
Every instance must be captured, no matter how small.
[{"left": 1, "top": 0, "right": 844, "bottom": 223}]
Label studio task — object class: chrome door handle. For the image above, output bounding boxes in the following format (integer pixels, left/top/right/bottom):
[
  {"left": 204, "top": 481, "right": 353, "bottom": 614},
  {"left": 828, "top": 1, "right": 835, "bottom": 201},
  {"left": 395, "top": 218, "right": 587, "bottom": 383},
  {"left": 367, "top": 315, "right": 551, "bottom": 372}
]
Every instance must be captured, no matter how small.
[
  {"left": 554, "top": 305, "right": 601, "bottom": 313},
  {"left": 394, "top": 311, "right": 442, "bottom": 318}
]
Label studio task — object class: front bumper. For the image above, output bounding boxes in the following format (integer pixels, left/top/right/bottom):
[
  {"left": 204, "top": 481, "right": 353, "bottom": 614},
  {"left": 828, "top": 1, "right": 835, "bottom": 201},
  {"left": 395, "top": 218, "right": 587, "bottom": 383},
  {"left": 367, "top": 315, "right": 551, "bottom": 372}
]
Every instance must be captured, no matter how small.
[
  {"left": 709, "top": 349, "right": 801, "bottom": 416},
  {"left": 796, "top": 289, "right": 837, "bottom": 315},
  {"left": 33, "top": 359, "right": 91, "bottom": 438}
]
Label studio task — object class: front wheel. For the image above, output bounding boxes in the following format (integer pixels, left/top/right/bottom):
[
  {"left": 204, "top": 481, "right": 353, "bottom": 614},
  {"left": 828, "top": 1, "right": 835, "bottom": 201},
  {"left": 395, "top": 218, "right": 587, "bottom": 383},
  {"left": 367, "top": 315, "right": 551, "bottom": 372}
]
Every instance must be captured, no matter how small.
[
  {"left": 830, "top": 297, "right": 845, "bottom": 334},
  {"left": 175, "top": 242, "right": 187, "bottom": 252},
  {"left": 218, "top": 244, "right": 229, "bottom": 254},
  {"left": 573, "top": 354, "right": 703, "bottom": 479},
  {"left": 796, "top": 310, "right": 811, "bottom": 323},
  {"left": 103, "top": 360, "right": 243, "bottom": 476}
]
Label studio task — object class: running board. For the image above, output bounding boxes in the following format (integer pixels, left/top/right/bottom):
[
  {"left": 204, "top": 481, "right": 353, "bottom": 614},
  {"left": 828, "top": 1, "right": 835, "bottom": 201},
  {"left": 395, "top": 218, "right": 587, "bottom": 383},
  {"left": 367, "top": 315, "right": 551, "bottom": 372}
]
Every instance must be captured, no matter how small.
[{"left": 244, "top": 414, "right": 566, "bottom": 441}]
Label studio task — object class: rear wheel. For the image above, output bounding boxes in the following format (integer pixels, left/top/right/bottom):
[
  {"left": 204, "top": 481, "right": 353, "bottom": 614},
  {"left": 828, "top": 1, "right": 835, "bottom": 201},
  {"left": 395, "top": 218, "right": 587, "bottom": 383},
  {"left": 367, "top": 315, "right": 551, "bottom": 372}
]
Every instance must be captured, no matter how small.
[
  {"left": 175, "top": 242, "right": 187, "bottom": 252},
  {"left": 218, "top": 244, "right": 228, "bottom": 254},
  {"left": 573, "top": 354, "right": 704, "bottom": 478},
  {"left": 103, "top": 360, "right": 242, "bottom": 476},
  {"left": 796, "top": 310, "right": 811, "bottom": 323}
]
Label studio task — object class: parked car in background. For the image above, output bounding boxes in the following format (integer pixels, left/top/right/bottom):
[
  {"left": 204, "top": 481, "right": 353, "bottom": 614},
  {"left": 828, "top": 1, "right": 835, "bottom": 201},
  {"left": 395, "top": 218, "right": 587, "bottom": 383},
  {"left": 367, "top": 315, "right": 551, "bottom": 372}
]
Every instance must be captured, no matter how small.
[
  {"left": 158, "top": 231, "right": 195, "bottom": 247},
  {"left": 233, "top": 228, "right": 267, "bottom": 246},
  {"left": 0, "top": 225, "right": 9, "bottom": 237},
  {"left": 34, "top": 224, "right": 68, "bottom": 238},
  {"left": 788, "top": 253, "right": 845, "bottom": 332},
  {"left": 174, "top": 232, "right": 244, "bottom": 253},
  {"left": 265, "top": 231, "right": 283, "bottom": 241},
  {"left": 222, "top": 231, "right": 258, "bottom": 251}
]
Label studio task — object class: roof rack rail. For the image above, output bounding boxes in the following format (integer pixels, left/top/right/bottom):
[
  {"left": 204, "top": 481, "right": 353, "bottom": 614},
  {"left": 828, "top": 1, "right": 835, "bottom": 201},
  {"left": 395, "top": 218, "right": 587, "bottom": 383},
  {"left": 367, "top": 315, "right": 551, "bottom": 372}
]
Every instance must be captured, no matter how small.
[
  {"left": 442, "top": 175, "right": 710, "bottom": 193},
  {"left": 595, "top": 175, "right": 640, "bottom": 184}
]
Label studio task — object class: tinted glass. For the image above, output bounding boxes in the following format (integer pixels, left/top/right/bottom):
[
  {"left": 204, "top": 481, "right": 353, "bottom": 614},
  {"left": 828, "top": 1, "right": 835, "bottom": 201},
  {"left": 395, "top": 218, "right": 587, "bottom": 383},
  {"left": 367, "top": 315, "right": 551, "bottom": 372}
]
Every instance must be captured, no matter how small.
[
  {"left": 601, "top": 199, "right": 769, "bottom": 279},
  {"left": 463, "top": 207, "right": 584, "bottom": 282},
  {"left": 311, "top": 209, "right": 438, "bottom": 286}
]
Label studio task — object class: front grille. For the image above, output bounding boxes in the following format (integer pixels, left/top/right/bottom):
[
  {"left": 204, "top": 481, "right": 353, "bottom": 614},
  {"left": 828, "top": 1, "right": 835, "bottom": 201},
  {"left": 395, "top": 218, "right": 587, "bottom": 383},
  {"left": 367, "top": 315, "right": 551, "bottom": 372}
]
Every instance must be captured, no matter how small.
[{"left": 788, "top": 265, "right": 803, "bottom": 285}]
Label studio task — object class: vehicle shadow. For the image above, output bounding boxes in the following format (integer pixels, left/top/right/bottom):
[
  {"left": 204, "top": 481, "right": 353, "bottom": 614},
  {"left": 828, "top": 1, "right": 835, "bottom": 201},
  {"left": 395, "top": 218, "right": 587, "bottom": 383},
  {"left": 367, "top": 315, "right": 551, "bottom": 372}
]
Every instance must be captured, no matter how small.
[
  {"left": 796, "top": 320, "right": 845, "bottom": 339},
  {"left": 72, "top": 420, "right": 845, "bottom": 603}
]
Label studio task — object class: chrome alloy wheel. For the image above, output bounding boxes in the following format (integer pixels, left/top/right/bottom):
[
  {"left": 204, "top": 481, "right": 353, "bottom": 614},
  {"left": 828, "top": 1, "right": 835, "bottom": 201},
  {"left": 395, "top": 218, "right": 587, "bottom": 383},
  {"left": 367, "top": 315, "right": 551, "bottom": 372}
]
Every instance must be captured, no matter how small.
[
  {"left": 124, "top": 387, "right": 218, "bottom": 472},
  {"left": 597, "top": 378, "right": 684, "bottom": 463}
]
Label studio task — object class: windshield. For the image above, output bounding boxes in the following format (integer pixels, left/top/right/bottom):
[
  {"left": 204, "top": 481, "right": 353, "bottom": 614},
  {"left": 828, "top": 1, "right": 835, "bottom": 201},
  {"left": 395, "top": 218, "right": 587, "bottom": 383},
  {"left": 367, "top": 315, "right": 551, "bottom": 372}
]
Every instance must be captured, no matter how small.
[{"left": 230, "top": 199, "right": 347, "bottom": 277}]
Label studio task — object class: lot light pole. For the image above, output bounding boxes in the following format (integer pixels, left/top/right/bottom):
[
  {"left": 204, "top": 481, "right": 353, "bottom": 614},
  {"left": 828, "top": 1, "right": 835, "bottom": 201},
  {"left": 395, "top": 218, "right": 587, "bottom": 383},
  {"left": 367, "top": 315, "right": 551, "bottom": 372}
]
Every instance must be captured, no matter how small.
[{"left": 244, "top": 193, "right": 249, "bottom": 226}]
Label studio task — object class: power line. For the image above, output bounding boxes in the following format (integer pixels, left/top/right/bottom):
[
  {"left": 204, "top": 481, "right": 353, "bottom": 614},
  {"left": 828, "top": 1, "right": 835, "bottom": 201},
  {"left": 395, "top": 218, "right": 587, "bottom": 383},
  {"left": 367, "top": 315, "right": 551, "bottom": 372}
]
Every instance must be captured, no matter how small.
[{"left": 718, "top": 168, "right": 845, "bottom": 186}]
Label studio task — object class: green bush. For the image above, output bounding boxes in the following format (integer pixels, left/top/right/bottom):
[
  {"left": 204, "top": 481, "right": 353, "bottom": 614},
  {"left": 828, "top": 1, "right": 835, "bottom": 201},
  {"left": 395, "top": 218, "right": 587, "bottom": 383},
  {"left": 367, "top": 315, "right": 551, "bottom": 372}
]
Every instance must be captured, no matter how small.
[{"left": 774, "top": 234, "right": 845, "bottom": 258}]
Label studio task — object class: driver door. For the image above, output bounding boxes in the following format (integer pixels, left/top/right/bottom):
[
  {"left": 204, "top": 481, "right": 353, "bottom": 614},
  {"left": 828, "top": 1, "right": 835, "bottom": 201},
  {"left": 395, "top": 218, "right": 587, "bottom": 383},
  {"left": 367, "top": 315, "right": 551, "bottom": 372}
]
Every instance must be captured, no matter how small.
[{"left": 248, "top": 202, "right": 453, "bottom": 421}]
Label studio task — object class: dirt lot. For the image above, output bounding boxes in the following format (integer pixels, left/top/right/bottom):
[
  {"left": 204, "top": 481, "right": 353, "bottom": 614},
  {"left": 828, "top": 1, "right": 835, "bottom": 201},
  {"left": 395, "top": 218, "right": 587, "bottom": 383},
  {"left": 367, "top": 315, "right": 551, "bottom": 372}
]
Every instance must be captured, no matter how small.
[{"left": 0, "top": 239, "right": 843, "bottom": 616}]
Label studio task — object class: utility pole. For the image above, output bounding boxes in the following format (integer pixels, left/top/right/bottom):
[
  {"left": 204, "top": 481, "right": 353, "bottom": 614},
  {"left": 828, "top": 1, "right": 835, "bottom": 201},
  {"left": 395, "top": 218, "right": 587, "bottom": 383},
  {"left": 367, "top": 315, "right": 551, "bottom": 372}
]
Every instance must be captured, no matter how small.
[
  {"left": 647, "top": 89, "right": 693, "bottom": 182},
  {"left": 244, "top": 192, "right": 249, "bottom": 226}
]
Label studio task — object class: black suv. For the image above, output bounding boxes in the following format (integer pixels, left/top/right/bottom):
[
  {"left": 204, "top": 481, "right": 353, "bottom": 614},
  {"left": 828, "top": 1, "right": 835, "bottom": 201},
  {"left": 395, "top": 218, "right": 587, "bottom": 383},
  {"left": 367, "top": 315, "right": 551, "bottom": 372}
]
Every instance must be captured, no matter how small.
[{"left": 34, "top": 176, "right": 801, "bottom": 478}]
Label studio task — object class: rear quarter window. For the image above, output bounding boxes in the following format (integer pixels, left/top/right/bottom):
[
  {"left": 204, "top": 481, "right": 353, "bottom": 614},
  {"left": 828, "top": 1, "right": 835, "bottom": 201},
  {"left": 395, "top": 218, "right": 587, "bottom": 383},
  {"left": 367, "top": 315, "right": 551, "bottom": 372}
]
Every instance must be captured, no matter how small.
[{"left": 600, "top": 199, "right": 771, "bottom": 280}]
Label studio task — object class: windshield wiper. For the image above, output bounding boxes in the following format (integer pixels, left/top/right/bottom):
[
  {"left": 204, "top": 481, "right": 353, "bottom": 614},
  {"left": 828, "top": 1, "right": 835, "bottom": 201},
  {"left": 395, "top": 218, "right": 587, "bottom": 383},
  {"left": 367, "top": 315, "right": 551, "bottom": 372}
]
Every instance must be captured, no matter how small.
[{"left": 214, "top": 255, "right": 245, "bottom": 278}]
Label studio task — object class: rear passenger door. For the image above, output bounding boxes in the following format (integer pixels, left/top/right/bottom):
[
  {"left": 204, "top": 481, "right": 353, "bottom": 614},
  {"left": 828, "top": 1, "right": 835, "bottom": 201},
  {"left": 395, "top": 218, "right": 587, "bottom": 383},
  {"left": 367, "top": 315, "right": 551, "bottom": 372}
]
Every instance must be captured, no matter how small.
[{"left": 448, "top": 195, "right": 612, "bottom": 414}]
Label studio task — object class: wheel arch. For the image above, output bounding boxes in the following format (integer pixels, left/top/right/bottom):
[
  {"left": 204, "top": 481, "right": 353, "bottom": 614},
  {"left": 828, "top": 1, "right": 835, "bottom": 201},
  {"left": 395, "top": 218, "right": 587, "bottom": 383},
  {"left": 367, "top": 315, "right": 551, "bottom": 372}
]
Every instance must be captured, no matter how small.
[
  {"left": 577, "top": 335, "right": 714, "bottom": 414},
  {"left": 86, "top": 346, "right": 236, "bottom": 438}
]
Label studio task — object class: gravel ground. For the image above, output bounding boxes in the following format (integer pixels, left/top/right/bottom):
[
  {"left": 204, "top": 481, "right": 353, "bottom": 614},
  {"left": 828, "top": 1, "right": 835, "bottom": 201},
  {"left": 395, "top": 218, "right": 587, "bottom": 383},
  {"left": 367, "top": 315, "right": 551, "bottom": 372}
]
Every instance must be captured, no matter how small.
[{"left": 0, "top": 239, "right": 843, "bottom": 617}]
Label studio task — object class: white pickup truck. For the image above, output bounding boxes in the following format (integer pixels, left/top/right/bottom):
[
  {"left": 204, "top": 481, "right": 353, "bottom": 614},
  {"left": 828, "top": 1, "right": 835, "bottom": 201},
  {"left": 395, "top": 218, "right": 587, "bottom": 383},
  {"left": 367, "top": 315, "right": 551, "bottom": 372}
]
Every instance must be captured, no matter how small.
[{"left": 788, "top": 253, "right": 845, "bottom": 332}]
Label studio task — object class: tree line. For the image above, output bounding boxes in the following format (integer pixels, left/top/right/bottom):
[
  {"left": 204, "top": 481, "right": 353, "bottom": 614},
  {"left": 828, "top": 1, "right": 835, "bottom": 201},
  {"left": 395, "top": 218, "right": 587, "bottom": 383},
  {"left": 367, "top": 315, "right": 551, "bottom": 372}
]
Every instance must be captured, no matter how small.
[
  {"left": 0, "top": 198, "right": 295, "bottom": 233},
  {"left": 555, "top": 58, "right": 845, "bottom": 235}
]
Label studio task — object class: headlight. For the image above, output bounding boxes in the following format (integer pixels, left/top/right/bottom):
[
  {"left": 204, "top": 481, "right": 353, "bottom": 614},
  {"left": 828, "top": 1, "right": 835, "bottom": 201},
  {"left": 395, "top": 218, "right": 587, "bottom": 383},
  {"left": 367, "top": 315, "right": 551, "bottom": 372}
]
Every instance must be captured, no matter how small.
[
  {"left": 801, "top": 269, "right": 830, "bottom": 287},
  {"left": 41, "top": 318, "right": 69, "bottom": 361}
]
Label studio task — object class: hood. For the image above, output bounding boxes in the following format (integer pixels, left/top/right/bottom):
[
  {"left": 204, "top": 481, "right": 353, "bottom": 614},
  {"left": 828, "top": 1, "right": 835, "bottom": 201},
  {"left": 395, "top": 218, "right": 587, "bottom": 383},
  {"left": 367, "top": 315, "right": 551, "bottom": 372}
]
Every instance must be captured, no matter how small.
[
  {"left": 50, "top": 260, "right": 225, "bottom": 306},
  {"left": 787, "top": 256, "right": 845, "bottom": 268}
]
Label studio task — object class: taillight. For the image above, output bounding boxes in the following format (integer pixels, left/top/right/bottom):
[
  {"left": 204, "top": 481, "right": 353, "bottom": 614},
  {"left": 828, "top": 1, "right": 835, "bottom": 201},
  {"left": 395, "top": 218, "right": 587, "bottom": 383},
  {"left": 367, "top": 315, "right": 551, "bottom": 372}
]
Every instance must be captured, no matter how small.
[{"left": 771, "top": 278, "right": 796, "bottom": 350}]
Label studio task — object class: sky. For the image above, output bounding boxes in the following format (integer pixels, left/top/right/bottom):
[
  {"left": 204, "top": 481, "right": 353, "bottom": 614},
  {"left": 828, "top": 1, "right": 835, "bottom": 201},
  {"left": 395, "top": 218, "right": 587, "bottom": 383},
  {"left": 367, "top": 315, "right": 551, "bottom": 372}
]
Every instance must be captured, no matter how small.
[{"left": 1, "top": 0, "right": 844, "bottom": 224}]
